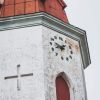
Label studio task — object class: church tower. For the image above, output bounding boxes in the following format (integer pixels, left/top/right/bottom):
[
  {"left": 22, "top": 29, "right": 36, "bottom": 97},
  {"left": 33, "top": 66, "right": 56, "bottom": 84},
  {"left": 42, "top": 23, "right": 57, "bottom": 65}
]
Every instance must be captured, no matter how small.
[{"left": 0, "top": 0, "right": 91, "bottom": 100}]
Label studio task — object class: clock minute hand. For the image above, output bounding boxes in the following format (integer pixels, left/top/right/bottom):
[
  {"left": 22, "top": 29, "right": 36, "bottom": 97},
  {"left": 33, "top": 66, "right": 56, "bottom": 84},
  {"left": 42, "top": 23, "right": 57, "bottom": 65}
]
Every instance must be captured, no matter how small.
[
  {"left": 55, "top": 43, "right": 66, "bottom": 51},
  {"left": 55, "top": 43, "right": 61, "bottom": 49}
]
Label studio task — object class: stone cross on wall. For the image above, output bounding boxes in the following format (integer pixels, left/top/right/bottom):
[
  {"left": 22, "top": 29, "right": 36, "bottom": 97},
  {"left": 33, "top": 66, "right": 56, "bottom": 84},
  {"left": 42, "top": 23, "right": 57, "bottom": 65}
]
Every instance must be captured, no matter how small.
[{"left": 4, "top": 64, "right": 33, "bottom": 91}]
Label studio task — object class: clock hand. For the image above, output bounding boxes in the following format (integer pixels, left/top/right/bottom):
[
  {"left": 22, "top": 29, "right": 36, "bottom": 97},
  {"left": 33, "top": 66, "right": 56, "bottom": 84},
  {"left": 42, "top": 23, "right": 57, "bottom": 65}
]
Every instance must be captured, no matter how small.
[
  {"left": 60, "top": 45, "right": 66, "bottom": 51},
  {"left": 62, "top": 45, "right": 66, "bottom": 48},
  {"left": 55, "top": 43, "right": 61, "bottom": 48},
  {"left": 55, "top": 43, "right": 66, "bottom": 51}
]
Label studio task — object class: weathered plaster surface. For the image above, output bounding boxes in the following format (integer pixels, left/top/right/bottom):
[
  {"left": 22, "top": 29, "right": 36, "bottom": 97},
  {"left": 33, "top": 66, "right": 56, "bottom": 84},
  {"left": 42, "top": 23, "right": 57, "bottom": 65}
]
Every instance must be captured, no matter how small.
[
  {"left": 42, "top": 27, "right": 87, "bottom": 100},
  {"left": 0, "top": 25, "right": 87, "bottom": 100},
  {"left": 0, "top": 26, "right": 45, "bottom": 100}
]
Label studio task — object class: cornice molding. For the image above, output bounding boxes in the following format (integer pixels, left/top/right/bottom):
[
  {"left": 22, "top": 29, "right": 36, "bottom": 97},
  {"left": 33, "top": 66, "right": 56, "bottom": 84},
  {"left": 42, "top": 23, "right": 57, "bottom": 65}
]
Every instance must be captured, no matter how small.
[{"left": 0, "top": 12, "right": 91, "bottom": 69}]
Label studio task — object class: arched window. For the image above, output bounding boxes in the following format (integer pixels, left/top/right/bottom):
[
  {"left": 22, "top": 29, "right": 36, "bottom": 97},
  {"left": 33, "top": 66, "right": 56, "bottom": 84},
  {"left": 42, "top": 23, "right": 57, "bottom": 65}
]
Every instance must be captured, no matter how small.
[{"left": 56, "top": 76, "right": 70, "bottom": 100}]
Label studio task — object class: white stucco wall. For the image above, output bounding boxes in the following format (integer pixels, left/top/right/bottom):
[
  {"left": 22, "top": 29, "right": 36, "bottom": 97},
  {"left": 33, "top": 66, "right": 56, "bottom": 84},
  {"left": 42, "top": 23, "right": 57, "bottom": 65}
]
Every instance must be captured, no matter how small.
[
  {"left": 42, "top": 27, "right": 86, "bottom": 100},
  {"left": 0, "top": 25, "right": 86, "bottom": 100},
  {"left": 0, "top": 26, "right": 45, "bottom": 100}
]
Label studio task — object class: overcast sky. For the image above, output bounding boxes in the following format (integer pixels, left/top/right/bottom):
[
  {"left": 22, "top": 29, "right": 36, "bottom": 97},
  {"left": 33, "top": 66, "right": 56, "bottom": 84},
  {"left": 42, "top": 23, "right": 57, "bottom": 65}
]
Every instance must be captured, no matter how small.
[{"left": 64, "top": 0, "right": 100, "bottom": 100}]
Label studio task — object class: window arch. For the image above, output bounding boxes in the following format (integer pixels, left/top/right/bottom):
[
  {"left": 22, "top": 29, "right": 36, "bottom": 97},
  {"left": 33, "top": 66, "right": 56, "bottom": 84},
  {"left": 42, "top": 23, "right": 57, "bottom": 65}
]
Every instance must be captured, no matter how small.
[{"left": 56, "top": 75, "right": 70, "bottom": 100}]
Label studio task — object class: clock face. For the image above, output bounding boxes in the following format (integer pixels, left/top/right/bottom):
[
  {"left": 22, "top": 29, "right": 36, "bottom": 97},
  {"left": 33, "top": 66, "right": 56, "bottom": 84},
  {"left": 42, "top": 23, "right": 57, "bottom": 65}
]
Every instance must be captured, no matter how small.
[{"left": 49, "top": 35, "right": 74, "bottom": 62}]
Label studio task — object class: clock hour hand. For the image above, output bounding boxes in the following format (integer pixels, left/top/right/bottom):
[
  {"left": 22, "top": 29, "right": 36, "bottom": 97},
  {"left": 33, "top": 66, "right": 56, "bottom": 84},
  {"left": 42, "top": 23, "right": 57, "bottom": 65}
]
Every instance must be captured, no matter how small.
[
  {"left": 55, "top": 43, "right": 66, "bottom": 51},
  {"left": 55, "top": 43, "right": 61, "bottom": 48}
]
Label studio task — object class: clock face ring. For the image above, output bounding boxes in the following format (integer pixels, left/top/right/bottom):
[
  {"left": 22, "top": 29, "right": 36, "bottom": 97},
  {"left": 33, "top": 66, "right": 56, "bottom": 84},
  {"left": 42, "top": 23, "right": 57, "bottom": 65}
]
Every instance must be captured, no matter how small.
[{"left": 49, "top": 35, "right": 74, "bottom": 62}]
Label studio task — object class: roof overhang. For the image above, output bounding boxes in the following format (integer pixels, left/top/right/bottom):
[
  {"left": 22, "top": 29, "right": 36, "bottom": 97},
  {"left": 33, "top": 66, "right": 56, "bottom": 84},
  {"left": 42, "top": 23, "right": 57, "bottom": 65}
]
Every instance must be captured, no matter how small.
[
  {"left": 58, "top": 0, "right": 67, "bottom": 9},
  {"left": 0, "top": 12, "right": 91, "bottom": 69}
]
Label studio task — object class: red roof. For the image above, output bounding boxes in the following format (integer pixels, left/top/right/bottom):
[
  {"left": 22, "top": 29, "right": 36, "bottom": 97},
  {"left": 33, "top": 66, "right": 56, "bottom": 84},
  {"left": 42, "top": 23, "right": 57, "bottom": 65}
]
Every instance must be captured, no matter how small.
[
  {"left": 58, "top": 0, "right": 67, "bottom": 9},
  {"left": 0, "top": 0, "right": 68, "bottom": 22}
]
